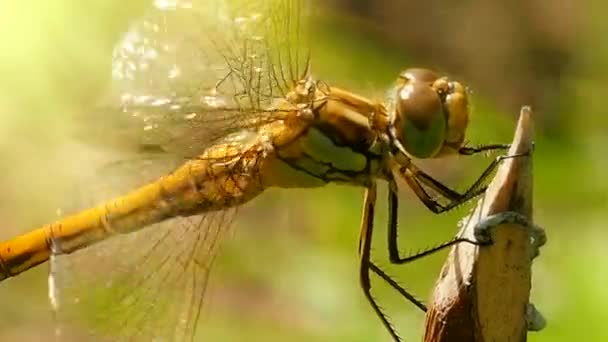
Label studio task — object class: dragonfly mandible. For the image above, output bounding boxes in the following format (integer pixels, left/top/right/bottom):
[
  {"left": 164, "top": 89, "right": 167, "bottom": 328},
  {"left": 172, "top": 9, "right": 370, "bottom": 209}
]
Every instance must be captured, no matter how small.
[{"left": 0, "top": 0, "right": 513, "bottom": 340}]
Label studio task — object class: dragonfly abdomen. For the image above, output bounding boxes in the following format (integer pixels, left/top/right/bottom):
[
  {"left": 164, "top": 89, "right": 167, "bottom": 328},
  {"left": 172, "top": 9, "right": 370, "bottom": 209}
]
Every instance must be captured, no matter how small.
[
  {"left": 59, "top": 136, "right": 272, "bottom": 250},
  {"left": 0, "top": 132, "right": 274, "bottom": 280}
]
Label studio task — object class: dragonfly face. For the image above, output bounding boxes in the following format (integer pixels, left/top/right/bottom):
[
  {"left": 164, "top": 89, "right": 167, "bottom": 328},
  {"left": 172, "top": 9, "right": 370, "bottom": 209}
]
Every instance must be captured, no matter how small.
[{"left": 389, "top": 68, "right": 470, "bottom": 159}]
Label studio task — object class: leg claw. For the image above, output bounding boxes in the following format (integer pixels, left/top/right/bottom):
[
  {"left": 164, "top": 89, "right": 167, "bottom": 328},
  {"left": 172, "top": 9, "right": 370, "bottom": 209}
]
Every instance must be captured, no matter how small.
[{"left": 473, "top": 211, "right": 546, "bottom": 260}]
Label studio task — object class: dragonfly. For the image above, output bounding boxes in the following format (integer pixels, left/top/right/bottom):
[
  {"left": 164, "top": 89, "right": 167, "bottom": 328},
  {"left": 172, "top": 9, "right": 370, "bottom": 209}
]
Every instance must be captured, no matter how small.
[{"left": 0, "top": 0, "right": 514, "bottom": 340}]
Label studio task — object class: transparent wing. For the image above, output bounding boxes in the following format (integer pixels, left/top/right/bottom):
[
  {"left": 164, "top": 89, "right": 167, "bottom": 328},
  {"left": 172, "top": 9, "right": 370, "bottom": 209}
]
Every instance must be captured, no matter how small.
[
  {"left": 51, "top": 0, "right": 311, "bottom": 341},
  {"left": 53, "top": 211, "right": 236, "bottom": 342},
  {"left": 50, "top": 147, "right": 238, "bottom": 341},
  {"left": 85, "top": 0, "right": 311, "bottom": 159}
]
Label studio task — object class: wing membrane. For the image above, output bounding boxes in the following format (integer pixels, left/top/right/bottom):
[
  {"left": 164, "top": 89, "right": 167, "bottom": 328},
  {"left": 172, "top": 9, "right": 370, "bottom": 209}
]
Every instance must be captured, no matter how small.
[
  {"left": 53, "top": 207, "right": 236, "bottom": 341},
  {"left": 85, "top": 0, "right": 311, "bottom": 159},
  {"left": 51, "top": 0, "right": 311, "bottom": 341}
]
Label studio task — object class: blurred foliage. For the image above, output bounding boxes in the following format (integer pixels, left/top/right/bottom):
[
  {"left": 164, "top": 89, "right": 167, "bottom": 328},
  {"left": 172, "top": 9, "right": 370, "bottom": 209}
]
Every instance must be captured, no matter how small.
[
  {"left": 334, "top": 0, "right": 580, "bottom": 140},
  {"left": 0, "top": 0, "right": 606, "bottom": 341}
]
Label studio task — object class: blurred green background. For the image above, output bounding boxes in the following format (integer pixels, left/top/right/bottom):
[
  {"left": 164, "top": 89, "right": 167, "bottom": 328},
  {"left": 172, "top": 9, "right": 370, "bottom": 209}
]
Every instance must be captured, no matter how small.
[{"left": 0, "top": 0, "right": 606, "bottom": 341}]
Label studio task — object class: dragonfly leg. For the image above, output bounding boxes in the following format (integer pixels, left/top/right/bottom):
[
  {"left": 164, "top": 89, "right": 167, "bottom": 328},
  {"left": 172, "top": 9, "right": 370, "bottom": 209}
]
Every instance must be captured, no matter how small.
[
  {"left": 473, "top": 211, "right": 546, "bottom": 260},
  {"left": 386, "top": 183, "right": 477, "bottom": 266},
  {"left": 359, "top": 181, "right": 477, "bottom": 340},
  {"left": 368, "top": 262, "right": 426, "bottom": 312},
  {"left": 398, "top": 151, "right": 529, "bottom": 213},
  {"left": 458, "top": 143, "right": 511, "bottom": 156},
  {"left": 358, "top": 181, "right": 476, "bottom": 339},
  {"left": 358, "top": 181, "right": 402, "bottom": 342}
]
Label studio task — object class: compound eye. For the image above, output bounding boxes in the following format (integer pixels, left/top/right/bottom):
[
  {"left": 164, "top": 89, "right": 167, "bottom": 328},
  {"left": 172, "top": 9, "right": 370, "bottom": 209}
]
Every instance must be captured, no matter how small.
[
  {"left": 443, "top": 81, "right": 470, "bottom": 145},
  {"left": 400, "top": 68, "right": 440, "bottom": 84},
  {"left": 396, "top": 82, "right": 446, "bottom": 158}
]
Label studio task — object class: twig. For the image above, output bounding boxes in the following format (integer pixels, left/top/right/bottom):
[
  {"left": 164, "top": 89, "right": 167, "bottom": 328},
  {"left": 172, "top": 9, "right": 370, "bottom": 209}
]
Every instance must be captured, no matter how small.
[{"left": 423, "top": 107, "right": 545, "bottom": 342}]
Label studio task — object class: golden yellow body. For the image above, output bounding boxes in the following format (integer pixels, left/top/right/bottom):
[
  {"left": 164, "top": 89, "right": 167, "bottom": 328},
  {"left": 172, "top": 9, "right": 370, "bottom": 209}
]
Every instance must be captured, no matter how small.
[{"left": 0, "top": 83, "right": 394, "bottom": 281}]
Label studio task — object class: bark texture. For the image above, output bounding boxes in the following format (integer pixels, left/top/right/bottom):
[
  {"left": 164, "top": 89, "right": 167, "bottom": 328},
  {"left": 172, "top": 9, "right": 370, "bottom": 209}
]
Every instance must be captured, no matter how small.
[{"left": 423, "top": 107, "right": 538, "bottom": 342}]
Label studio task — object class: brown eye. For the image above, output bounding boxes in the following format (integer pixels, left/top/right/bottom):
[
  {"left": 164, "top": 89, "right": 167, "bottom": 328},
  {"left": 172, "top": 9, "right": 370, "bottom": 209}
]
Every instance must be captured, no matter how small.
[
  {"left": 443, "top": 81, "right": 469, "bottom": 145},
  {"left": 396, "top": 82, "right": 447, "bottom": 158},
  {"left": 400, "top": 68, "right": 440, "bottom": 83}
]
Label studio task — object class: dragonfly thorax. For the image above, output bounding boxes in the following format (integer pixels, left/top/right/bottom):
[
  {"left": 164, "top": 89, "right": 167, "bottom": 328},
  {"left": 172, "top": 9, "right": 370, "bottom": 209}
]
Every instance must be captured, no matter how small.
[
  {"left": 265, "top": 69, "right": 471, "bottom": 188},
  {"left": 262, "top": 80, "right": 387, "bottom": 188}
]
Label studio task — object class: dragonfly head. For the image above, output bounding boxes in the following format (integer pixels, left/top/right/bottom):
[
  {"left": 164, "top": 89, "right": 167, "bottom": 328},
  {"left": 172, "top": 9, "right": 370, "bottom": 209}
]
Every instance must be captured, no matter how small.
[{"left": 387, "top": 68, "right": 469, "bottom": 159}]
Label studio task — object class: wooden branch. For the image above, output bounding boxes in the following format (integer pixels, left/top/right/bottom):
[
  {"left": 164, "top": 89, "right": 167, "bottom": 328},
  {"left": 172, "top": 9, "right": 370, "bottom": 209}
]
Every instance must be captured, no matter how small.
[{"left": 423, "top": 107, "right": 544, "bottom": 342}]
